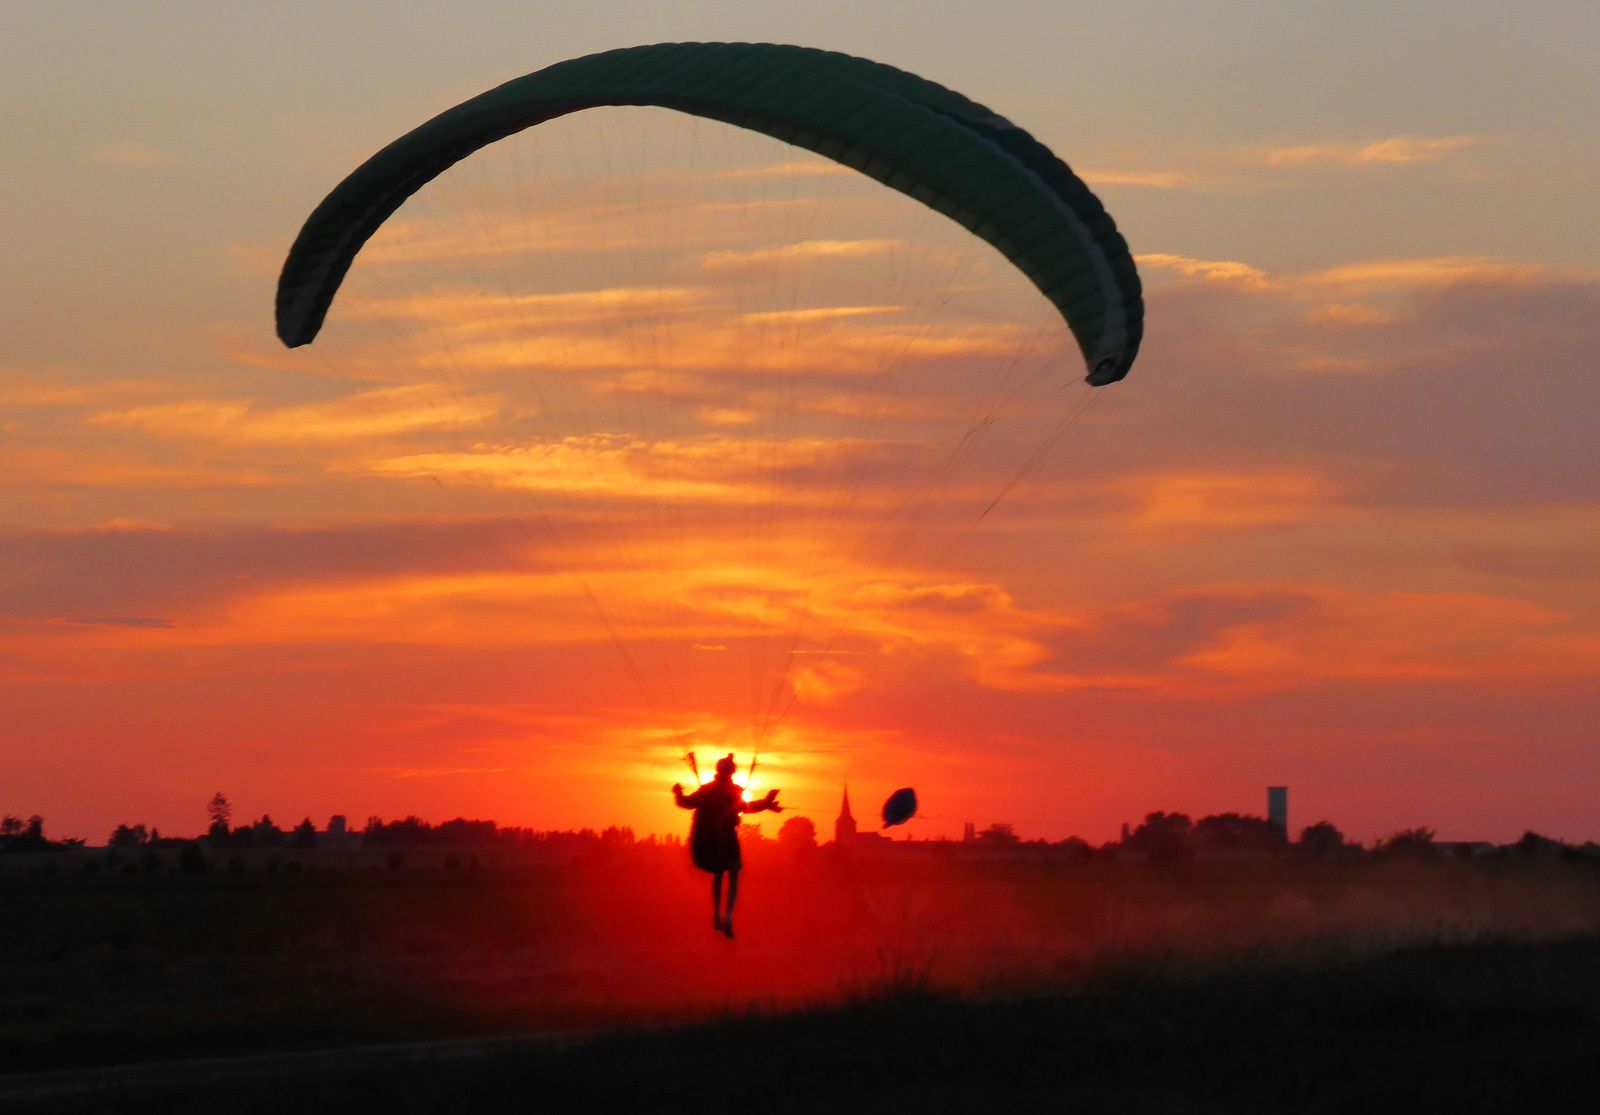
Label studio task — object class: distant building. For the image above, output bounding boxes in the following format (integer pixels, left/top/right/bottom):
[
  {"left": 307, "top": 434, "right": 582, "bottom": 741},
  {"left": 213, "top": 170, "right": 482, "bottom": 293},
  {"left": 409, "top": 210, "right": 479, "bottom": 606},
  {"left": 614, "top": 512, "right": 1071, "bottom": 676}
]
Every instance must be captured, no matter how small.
[
  {"left": 319, "top": 814, "right": 360, "bottom": 850},
  {"left": 835, "top": 785, "right": 857, "bottom": 845},
  {"left": 963, "top": 822, "right": 975, "bottom": 843},
  {"left": 1267, "top": 786, "right": 1288, "bottom": 836}
]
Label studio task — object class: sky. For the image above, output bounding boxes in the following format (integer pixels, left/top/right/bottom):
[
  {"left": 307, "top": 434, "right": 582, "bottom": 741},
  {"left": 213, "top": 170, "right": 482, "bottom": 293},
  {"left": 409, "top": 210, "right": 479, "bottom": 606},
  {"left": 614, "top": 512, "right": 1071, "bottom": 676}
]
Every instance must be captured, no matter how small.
[{"left": 2, "top": 1, "right": 1597, "bottom": 845}]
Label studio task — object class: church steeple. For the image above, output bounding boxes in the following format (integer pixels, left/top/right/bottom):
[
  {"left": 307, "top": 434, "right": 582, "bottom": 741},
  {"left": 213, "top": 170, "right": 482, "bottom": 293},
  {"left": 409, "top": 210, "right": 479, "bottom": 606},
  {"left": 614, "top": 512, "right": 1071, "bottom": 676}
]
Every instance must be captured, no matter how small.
[{"left": 835, "top": 783, "right": 857, "bottom": 844}]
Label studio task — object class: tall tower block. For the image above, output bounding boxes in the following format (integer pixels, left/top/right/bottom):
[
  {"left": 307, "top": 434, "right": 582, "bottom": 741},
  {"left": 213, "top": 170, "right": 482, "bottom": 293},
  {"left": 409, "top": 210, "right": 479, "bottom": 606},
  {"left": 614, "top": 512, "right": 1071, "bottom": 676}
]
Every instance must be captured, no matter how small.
[{"left": 1267, "top": 786, "right": 1289, "bottom": 837}]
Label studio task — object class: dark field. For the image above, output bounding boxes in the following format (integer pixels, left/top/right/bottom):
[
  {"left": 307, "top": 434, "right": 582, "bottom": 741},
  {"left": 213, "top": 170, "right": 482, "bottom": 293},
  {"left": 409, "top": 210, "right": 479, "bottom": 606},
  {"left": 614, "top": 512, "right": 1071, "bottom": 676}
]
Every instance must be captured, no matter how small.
[{"left": 3, "top": 847, "right": 1598, "bottom": 1110}]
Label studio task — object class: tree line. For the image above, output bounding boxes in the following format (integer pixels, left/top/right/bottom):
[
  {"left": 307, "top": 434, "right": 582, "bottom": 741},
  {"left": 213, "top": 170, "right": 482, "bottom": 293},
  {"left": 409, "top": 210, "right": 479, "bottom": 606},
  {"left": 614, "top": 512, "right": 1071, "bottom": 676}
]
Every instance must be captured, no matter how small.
[{"left": 2, "top": 794, "right": 1592, "bottom": 862}]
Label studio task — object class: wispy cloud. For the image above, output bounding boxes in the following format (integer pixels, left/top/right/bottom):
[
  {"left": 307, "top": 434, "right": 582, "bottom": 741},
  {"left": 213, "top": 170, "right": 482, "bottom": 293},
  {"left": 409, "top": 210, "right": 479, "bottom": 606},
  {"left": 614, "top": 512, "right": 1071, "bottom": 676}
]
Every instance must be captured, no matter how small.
[
  {"left": 0, "top": 444, "right": 282, "bottom": 491},
  {"left": 1079, "top": 134, "right": 1489, "bottom": 200},
  {"left": 993, "top": 578, "right": 1600, "bottom": 700},
  {"left": 790, "top": 655, "right": 868, "bottom": 705},
  {"left": 1136, "top": 252, "right": 1277, "bottom": 291},
  {"left": 345, "top": 286, "right": 712, "bottom": 326},
  {"left": 1263, "top": 134, "right": 1488, "bottom": 169},
  {"left": 1300, "top": 256, "right": 1552, "bottom": 293},
  {"left": 739, "top": 305, "right": 907, "bottom": 324},
  {"left": 700, "top": 239, "right": 903, "bottom": 271},
  {"left": 1303, "top": 302, "right": 1397, "bottom": 328},
  {"left": 1139, "top": 250, "right": 1578, "bottom": 303},
  {"left": 1081, "top": 168, "right": 1214, "bottom": 191},
  {"left": 695, "top": 406, "right": 759, "bottom": 427},
  {"left": 1119, "top": 469, "right": 1349, "bottom": 530},
  {"left": 0, "top": 374, "right": 181, "bottom": 410},
  {"left": 341, "top": 302, "right": 1033, "bottom": 378},
  {"left": 1181, "top": 587, "right": 1585, "bottom": 686},
  {"left": 357, "top": 198, "right": 817, "bottom": 266},
  {"left": 90, "top": 385, "right": 503, "bottom": 445},
  {"left": 362, "top": 432, "right": 892, "bottom": 505}
]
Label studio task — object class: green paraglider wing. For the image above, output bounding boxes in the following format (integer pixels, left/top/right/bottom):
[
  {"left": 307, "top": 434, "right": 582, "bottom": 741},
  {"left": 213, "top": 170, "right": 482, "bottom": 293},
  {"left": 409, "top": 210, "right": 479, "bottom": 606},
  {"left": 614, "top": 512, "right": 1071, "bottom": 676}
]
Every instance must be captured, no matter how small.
[{"left": 276, "top": 42, "right": 1142, "bottom": 384}]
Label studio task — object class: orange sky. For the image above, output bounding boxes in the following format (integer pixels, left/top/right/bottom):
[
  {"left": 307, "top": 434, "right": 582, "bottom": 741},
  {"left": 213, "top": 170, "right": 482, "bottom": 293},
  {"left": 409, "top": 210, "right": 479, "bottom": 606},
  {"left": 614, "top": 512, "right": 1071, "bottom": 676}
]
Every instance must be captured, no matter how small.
[{"left": 3, "top": 4, "right": 1597, "bottom": 845}]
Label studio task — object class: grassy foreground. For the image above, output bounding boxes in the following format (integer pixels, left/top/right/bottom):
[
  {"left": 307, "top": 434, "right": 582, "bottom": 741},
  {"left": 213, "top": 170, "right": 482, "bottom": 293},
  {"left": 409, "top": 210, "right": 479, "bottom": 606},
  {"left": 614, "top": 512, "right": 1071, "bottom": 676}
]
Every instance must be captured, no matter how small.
[
  {"left": 3, "top": 853, "right": 1597, "bottom": 1111},
  {"left": 6, "top": 852, "right": 1600, "bottom": 1069},
  {"left": 6, "top": 933, "right": 1599, "bottom": 1114}
]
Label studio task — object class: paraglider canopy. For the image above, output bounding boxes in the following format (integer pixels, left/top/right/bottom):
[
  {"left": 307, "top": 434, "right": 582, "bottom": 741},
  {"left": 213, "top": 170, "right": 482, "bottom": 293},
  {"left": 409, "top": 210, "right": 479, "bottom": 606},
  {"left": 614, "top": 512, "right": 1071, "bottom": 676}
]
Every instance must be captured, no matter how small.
[
  {"left": 276, "top": 41, "right": 1142, "bottom": 384},
  {"left": 882, "top": 787, "right": 918, "bottom": 828}
]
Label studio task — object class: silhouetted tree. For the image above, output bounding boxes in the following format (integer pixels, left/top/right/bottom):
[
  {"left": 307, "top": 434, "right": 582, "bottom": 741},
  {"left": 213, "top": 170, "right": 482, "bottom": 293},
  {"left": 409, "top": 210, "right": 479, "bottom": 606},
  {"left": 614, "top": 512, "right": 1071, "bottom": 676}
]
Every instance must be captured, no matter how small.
[
  {"left": 366, "top": 816, "right": 430, "bottom": 847},
  {"left": 1512, "top": 830, "right": 1567, "bottom": 858},
  {"left": 1297, "top": 820, "right": 1347, "bottom": 856},
  {"left": 436, "top": 818, "right": 499, "bottom": 847},
  {"left": 1375, "top": 826, "right": 1437, "bottom": 858},
  {"left": 779, "top": 815, "right": 818, "bottom": 854},
  {"left": 1126, "top": 812, "right": 1193, "bottom": 860},
  {"left": 251, "top": 815, "right": 285, "bottom": 848},
  {"left": 976, "top": 823, "right": 1021, "bottom": 846},
  {"left": 179, "top": 843, "right": 208, "bottom": 874},
  {"left": 1053, "top": 836, "right": 1095, "bottom": 859},
  {"left": 207, "top": 791, "right": 231, "bottom": 827},
  {"left": 291, "top": 818, "right": 319, "bottom": 849},
  {"left": 601, "top": 825, "right": 635, "bottom": 846},
  {"left": 1194, "top": 812, "right": 1286, "bottom": 852},
  {"left": 1, "top": 815, "right": 50, "bottom": 853},
  {"left": 109, "top": 823, "right": 149, "bottom": 848}
]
